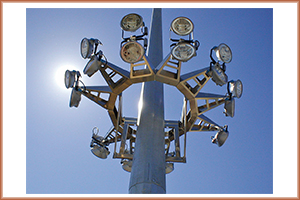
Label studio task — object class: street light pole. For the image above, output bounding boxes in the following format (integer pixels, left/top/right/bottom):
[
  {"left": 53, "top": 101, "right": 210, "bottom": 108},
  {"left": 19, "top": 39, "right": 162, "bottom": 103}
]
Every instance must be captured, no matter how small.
[{"left": 129, "top": 8, "right": 166, "bottom": 194}]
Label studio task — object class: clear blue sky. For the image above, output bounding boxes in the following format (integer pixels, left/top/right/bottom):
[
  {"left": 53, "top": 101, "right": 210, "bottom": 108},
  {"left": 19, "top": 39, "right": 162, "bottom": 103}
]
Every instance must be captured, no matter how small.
[{"left": 2, "top": 3, "right": 295, "bottom": 196}]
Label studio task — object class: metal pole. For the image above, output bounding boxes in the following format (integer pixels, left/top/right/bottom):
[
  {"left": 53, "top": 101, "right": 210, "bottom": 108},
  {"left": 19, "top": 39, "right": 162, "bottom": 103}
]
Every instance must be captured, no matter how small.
[{"left": 129, "top": 8, "right": 166, "bottom": 194}]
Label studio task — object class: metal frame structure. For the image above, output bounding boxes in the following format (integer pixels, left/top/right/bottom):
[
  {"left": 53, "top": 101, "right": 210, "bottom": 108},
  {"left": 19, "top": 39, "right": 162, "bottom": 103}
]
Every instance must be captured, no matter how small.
[{"left": 65, "top": 8, "right": 242, "bottom": 194}]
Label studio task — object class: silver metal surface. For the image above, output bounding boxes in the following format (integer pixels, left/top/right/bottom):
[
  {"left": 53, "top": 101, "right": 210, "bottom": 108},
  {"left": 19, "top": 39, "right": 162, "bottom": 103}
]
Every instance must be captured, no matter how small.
[{"left": 129, "top": 8, "right": 166, "bottom": 194}]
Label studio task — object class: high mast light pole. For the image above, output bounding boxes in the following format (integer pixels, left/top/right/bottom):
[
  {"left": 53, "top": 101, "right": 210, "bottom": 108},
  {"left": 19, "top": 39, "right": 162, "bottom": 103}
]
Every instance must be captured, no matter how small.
[{"left": 64, "top": 8, "right": 243, "bottom": 194}]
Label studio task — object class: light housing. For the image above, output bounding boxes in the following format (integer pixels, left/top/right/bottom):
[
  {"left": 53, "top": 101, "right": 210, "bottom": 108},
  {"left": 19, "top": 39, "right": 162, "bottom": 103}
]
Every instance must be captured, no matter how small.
[
  {"left": 120, "top": 41, "right": 145, "bottom": 63},
  {"left": 171, "top": 17, "right": 194, "bottom": 36},
  {"left": 64, "top": 70, "right": 76, "bottom": 89},
  {"left": 120, "top": 13, "right": 143, "bottom": 32},
  {"left": 121, "top": 159, "right": 132, "bottom": 172},
  {"left": 69, "top": 88, "right": 81, "bottom": 107},
  {"left": 91, "top": 145, "right": 110, "bottom": 159},
  {"left": 83, "top": 55, "right": 101, "bottom": 77},
  {"left": 121, "top": 160, "right": 174, "bottom": 174},
  {"left": 165, "top": 163, "right": 174, "bottom": 174},
  {"left": 228, "top": 79, "right": 243, "bottom": 98},
  {"left": 211, "top": 63, "right": 228, "bottom": 86},
  {"left": 171, "top": 42, "right": 196, "bottom": 62},
  {"left": 214, "top": 43, "right": 232, "bottom": 63},
  {"left": 211, "top": 129, "right": 229, "bottom": 147},
  {"left": 80, "top": 38, "right": 94, "bottom": 59},
  {"left": 224, "top": 98, "right": 235, "bottom": 117}
]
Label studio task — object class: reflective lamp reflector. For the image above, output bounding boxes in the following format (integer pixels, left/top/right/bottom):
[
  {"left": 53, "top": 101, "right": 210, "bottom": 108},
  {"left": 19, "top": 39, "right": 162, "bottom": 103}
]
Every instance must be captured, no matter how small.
[
  {"left": 166, "top": 163, "right": 174, "bottom": 174},
  {"left": 212, "top": 130, "right": 229, "bottom": 147},
  {"left": 69, "top": 88, "right": 81, "bottom": 108},
  {"left": 120, "top": 41, "right": 144, "bottom": 63},
  {"left": 215, "top": 43, "right": 232, "bottom": 63},
  {"left": 211, "top": 63, "right": 228, "bottom": 86},
  {"left": 64, "top": 70, "right": 76, "bottom": 89},
  {"left": 120, "top": 13, "right": 143, "bottom": 32},
  {"left": 80, "top": 38, "right": 94, "bottom": 59},
  {"left": 171, "top": 17, "right": 194, "bottom": 36},
  {"left": 91, "top": 145, "right": 110, "bottom": 159},
  {"left": 224, "top": 98, "right": 235, "bottom": 117},
  {"left": 228, "top": 79, "right": 243, "bottom": 98},
  {"left": 171, "top": 42, "right": 195, "bottom": 62},
  {"left": 83, "top": 56, "right": 101, "bottom": 77},
  {"left": 122, "top": 160, "right": 132, "bottom": 172}
]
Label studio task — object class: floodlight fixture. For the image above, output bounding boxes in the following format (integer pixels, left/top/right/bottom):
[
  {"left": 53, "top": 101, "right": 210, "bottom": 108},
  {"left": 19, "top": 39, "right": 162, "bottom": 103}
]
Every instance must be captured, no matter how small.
[
  {"left": 120, "top": 41, "right": 145, "bottom": 63},
  {"left": 65, "top": 70, "right": 81, "bottom": 89},
  {"left": 83, "top": 55, "right": 102, "bottom": 77},
  {"left": 210, "top": 63, "right": 228, "bottom": 86},
  {"left": 171, "top": 17, "right": 194, "bottom": 36},
  {"left": 166, "top": 163, "right": 174, "bottom": 174},
  {"left": 81, "top": 38, "right": 94, "bottom": 59},
  {"left": 171, "top": 42, "right": 196, "bottom": 62},
  {"left": 69, "top": 88, "right": 81, "bottom": 107},
  {"left": 90, "top": 127, "right": 110, "bottom": 159},
  {"left": 214, "top": 43, "right": 232, "bottom": 63},
  {"left": 121, "top": 13, "right": 143, "bottom": 32},
  {"left": 80, "top": 38, "right": 103, "bottom": 59},
  {"left": 224, "top": 98, "right": 235, "bottom": 117},
  {"left": 211, "top": 127, "right": 229, "bottom": 147},
  {"left": 121, "top": 159, "right": 132, "bottom": 172},
  {"left": 91, "top": 145, "right": 110, "bottom": 159},
  {"left": 228, "top": 79, "right": 243, "bottom": 99},
  {"left": 64, "top": 70, "right": 76, "bottom": 89},
  {"left": 121, "top": 160, "right": 174, "bottom": 174}
]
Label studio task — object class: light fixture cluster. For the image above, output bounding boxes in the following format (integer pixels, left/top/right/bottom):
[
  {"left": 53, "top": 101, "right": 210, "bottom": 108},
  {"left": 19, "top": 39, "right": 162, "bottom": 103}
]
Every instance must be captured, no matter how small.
[
  {"left": 120, "top": 13, "right": 148, "bottom": 63},
  {"left": 80, "top": 38, "right": 106, "bottom": 77},
  {"left": 64, "top": 11, "right": 244, "bottom": 175},
  {"left": 64, "top": 70, "right": 83, "bottom": 107},
  {"left": 207, "top": 43, "right": 243, "bottom": 119},
  {"left": 169, "top": 17, "right": 200, "bottom": 62}
]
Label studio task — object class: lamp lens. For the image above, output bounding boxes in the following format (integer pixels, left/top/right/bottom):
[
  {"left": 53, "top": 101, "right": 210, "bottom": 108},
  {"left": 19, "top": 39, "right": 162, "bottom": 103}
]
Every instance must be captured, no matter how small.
[
  {"left": 217, "top": 43, "right": 232, "bottom": 63},
  {"left": 120, "top": 13, "right": 143, "bottom": 32},
  {"left": 228, "top": 80, "right": 243, "bottom": 98},
  {"left": 64, "top": 70, "right": 75, "bottom": 89},
  {"left": 120, "top": 41, "right": 144, "bottom": 63},
  {"left": 211, "top": 64, "right": 228, "bottom": 86},
  {"left": 171, "top": 43, "right": 195, "bottom": 61},
  {"left": 235, "top": 79, "right": 243, "bottom": 98},
  {"left": 81, "top": 38, "right": 93, "bottom": 59},
  {"left": 171, "top": 17, "right": 194, "bottom": 36}
]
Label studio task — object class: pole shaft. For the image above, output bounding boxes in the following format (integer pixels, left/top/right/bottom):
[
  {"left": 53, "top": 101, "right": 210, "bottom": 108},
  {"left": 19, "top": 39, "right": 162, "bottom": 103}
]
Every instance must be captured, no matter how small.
[{"left": 129, "top": 8, "right": 166, "bottom": 194}]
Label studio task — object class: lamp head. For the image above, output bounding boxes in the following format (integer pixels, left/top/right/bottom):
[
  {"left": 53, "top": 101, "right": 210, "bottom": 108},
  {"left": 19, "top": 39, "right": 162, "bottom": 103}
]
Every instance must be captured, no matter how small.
[
  {"left": 91, "top": 145, "right": 110, "bottom": 159},
  {"left": 69, "top": 88, "right": 81, "bottom": 107},
  {"left": 171, "top": 17, "right": 194, "bottom": 36},
  {"left": 121, "top": 160, "right": 132, "bottom": 172},
  {"left": 224, "top": 98, "right": 235, "bottom": 117},
  {"left": 80, "top": 38, "right": 94, "bottom": 59},
  {"left": 83, "top": 55, "right": 101, "bottom": 77},
  {"left": 211, "top": 129, "right": 229, "bottom": 147},
  {"left": 120, "top": 13, "right": 143, "bottom": 32},
  {"left": 211, "top": 63, "right": 228, "bottom": 86},
  {"left": 228, "top": 79, "right": 243, "bottom": 98},
  {"left": 120, "top": 41, "right": 144, "bottom": 63},
  {"left": 171, "top": 42, "right": 196, "bottom": 62},
  {"left": 214, "top": 43, "right": 232, "bottom": 63},
  {"left": 64, "top": 70, "right": 76, "bottom": 89}
]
